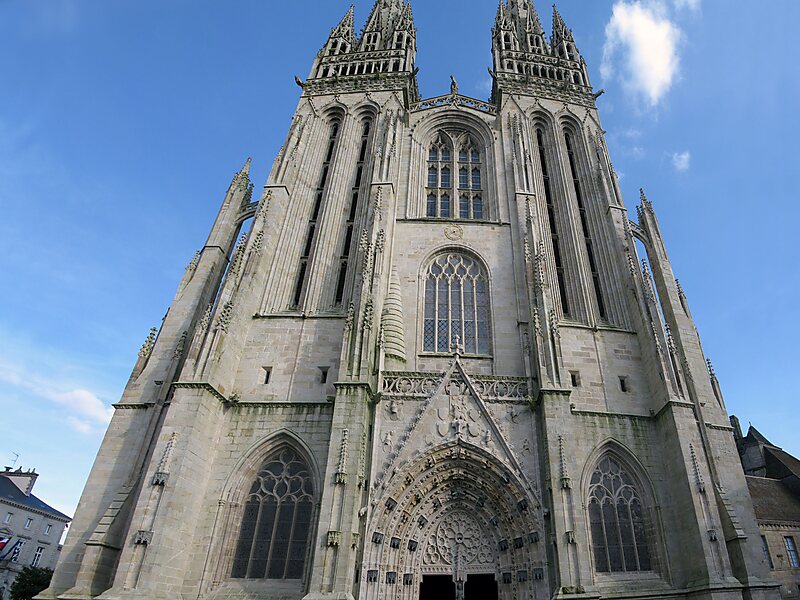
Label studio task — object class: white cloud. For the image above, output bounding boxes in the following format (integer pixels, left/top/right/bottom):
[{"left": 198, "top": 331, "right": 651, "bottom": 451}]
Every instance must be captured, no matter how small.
[
  {"left": 48, "top": 389, "right": 113, "bottom": 425},
  {"left": 672, "top": 150, "right": 691, "bottom": 171},
  {"left": 0, "top": 358, "right": 113, "bottom": 435},
  {"left": 673, "top": 0, "right": 700, "bottom": 11},
  {"left": 631, "top": 146, "right": 646, "bottom": 159},
  {"left": 66, "top": 416, "right": 94, "bottom": 435},
  {"left": 602, "top": 1, "right": 682, "bottom": 107}
]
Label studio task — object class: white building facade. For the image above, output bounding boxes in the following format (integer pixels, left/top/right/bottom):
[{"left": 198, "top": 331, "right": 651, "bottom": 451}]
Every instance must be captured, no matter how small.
[{"left": 1, "top": 468, "right": 70, "bottom": 600}]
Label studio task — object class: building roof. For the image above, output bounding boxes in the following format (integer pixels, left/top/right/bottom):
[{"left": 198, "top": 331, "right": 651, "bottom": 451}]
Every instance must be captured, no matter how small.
[
  {"left": 0, "top": 476, "right": 71, "bottom": 522},
  {"left": 746, "top": 476, "right": 800, "bottom": 524},
  {"left": 745, "top": 425, "right": 775, "bottom": 446},
  {"left": 765, "top": 446, "right": 800, "bottom": 480}
]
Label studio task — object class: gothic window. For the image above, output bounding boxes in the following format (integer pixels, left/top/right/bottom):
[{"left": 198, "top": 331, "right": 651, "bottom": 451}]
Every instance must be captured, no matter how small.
[
  {"left": 426, "top": 133, "right": 485, "bottom": 221},
  {"left": 536, "top": 128, "right": 570, "bottom": 316},
  {"left": 588, "top": 456, "right": 652, "bottom": 574},
  {"left": 363, "top": 32, "right": 380, "bottom": 51},
  {"left": 292, "top": 120, "right": 340, "bottom": 308},
  {"left": 458, "top": 142, "right": 483, "bottom": 219},
  {"left": 231, "top": 448, "right": 315, "bottom": 580},
  {"left": 426, "top": 134, "right": 452, "bottom": 218},
  {"left": 334, "top": 119, "right": 371, "bottom": 305},
  {"left": 564, "top": 130, "right": 607, "bottom": 319},
  {"left": 423, "top": 253, "right": 491, "bottom": 355}
]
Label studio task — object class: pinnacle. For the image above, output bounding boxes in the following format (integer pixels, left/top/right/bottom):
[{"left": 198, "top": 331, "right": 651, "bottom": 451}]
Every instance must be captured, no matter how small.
[
  {"left": 525, "top": 0, "right": 544, "bottom": 34},
  {"left": 397, "top": 1, "right": 416, "bottom": 32},
  {"left": 551, "top": 3, "right": 574, "bottom": 43},
  {"left": 241, "top": 156, "right": 252, "bottom": 176},
  {"left": 331, "top": 4, "right": 357, "bottom": 43}
]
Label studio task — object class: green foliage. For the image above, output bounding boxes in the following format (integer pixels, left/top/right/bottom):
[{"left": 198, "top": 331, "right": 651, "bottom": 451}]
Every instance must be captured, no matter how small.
[{"left": 9, "top": 566, "right": 53, "bottom": 600}]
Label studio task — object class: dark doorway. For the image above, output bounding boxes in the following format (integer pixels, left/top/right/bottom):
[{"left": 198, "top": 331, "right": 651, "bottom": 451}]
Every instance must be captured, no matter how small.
[
  {"left": 465, "top": 573, "right": 498, "bottom": 600},
  {"left": 420, "top": 575, "right": 455, "bottom": 600}
]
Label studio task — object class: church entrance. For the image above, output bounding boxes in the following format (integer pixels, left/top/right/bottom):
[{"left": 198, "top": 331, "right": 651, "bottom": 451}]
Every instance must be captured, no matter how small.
[
  {"left": 419, "top": 574, "right": 498, "bottom": 600},
  {"left": 465, "top": 573, "right": 498, "bottom": 599},
  {"left": 419, "top": 575, "right": 455, "bottom": 599}
]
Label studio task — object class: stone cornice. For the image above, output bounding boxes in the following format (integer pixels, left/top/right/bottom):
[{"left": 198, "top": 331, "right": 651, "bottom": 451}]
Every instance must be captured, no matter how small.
[
  {"left": 112, "top": 403, "right": 152, "bottom": 410},
  {"left": 0, "top": 498, "right": 71, "bottom": 523},
  {"left": 172, "top": 381, "right": 228, "bottom": 404},
  {"left": 569, "top": 408, "right": 653, "bottom": 422}
]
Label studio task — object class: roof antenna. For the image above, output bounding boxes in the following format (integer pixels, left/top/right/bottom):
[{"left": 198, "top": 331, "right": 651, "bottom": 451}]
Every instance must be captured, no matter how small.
[{"left": 9, "top": 452, "right": 19, "bottom": 468}]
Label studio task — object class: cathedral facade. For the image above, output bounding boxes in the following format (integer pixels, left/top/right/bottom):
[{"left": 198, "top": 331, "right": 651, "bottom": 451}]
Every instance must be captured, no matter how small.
[{"left": 42, "top": 2, "right": 780, "bottom": 600}]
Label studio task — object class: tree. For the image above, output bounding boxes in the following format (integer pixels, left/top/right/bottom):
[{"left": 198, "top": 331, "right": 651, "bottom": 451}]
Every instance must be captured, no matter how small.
[{"left": 9, "top": 566, "right": 53, "bottom": 600}]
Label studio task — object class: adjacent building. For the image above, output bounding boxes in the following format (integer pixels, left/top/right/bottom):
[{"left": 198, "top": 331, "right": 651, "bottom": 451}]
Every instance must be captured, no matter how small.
[
  {"left": 732, "top": 417, "right": 800, "bottom": 599},
  {"left": 0, "top": 468, "right": 71, "bottom": 600},
  {"left": 41, "top": 1, "right": 784, "bottom": 599}
]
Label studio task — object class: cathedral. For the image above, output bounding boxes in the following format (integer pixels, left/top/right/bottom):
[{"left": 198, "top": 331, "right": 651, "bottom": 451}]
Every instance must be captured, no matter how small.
[{"left": 41, "top": 1, "right": 781, "bottom": 599}]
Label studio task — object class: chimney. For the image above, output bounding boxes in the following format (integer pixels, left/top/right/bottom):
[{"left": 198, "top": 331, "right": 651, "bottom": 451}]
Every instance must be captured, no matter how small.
[{"left": 730, "top": 415, "right": 744, "bottom": 443}]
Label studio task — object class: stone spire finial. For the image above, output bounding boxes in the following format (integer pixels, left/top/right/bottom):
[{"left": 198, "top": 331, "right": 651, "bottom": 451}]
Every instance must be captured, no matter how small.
[
  {"left": 330, "top": 4, "right": 357, "bottom": 45},
  {"left": 524, "top": 0, "right": 544, "bottom": 33},
  {"left": 396, "top": 1, "right": 415, "bottom": 32},
  {"left": 495, "top": 0, "right": 512, "bottom": 30},
  {"left": 706, "top": 358, "right": 717, "bottom": 380},
  {"left": 551, "top": 4, "right": 574, "bottom": 43},
  {"left": 639, "top": 187, "right": 654, "bottom": 213}
]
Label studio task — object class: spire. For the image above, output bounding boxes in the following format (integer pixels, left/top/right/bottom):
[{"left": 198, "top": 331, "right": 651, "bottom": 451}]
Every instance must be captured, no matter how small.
[
  {"left": 495, "top": 0, "right": 513, "bottom": 31},
  {"left": 396, "top": 1, "right": 415, "bottom": 32},
  {"left": 551, "top": 4, "right": 573, "bottom": 43},
  {"left": 240, "top": 156, "right": 252, "bottom": 177},
  {"left": 525, "top": 0, "right": 545, "bottom": 34},
  {"left": 330, "top": 4, "right": 356, "bottom": 45},
  {"left": 508, "top": 0, "right": 544, "bottom": 34}
]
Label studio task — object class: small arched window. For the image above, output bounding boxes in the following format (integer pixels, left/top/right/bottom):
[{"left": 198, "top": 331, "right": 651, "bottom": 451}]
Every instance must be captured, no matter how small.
[
  {"left": 423, "top": 253, "right": 490, "bottom": 355},
  {"left": 231, "top": 447, "right": 315, "bottom": 580},
  {"left": 587, "top": 455, "right": 652, "bottom": 574}
]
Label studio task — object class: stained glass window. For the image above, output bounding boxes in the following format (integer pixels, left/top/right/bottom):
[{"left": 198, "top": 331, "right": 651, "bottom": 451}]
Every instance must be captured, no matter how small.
[
  {"left": 231, "top": 448, "right": 314, "bottom": 580},
  {"left": 588, "top": 456, "right": 652, "bottom": 574},
  {"left": 423, "top": 253, "right": 491, "bottom": 355}
]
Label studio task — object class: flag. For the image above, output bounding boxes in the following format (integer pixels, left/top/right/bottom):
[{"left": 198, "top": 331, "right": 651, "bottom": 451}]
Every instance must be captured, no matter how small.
[
  {"left": 0, "top": 536, "right": 9, "bottom": 553},
  {"left": 0, "top": 539, "right": 20, "bottom": 561}
]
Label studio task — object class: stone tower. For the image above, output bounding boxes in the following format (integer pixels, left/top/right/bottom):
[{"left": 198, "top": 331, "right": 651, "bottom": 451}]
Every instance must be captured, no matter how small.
[{"left": 42, "top": 2, "right": 780, "bottom": 600}]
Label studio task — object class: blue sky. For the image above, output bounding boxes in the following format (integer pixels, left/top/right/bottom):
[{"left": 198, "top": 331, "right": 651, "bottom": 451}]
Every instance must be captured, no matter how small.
[{"left": 1, "top": 0, "right": 798, "bottom": 516}]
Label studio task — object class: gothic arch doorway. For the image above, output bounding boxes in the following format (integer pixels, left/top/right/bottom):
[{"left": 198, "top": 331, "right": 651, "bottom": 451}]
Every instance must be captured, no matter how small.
[{"left": 359, "top": 440, "right": 547, "bottom": 600}]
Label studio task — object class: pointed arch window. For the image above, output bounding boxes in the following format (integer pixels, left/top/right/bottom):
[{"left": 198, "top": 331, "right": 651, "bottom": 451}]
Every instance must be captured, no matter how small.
[
  {"left": 426, "top": 134, "right": 452, "bottom": 218},
  {"left": 231, "top": 448, "right": 315, "bottom": 580},
  {"left": 292, "top": 120, "right": 340, "bottom": 308},
  {"left": 536, "top": 127, "right": 570, "bottom": 317},
  {"left": 426, "top": 133, "right": 485, "bottom": 221},
  {"left": 587, "top": 456, "right": 652, "bottom": 574},
  {"left": 423, "top": 253, "right": 491, "bottom": 355},
  {"left": 458, "top": 141, "right": 483, "bottom": 219},
  {"left": 564, "top": 130, "right": 607, "bottom": 320},
  {"left": 334, "top": 119, "right": 372, "bottom": 306}
]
